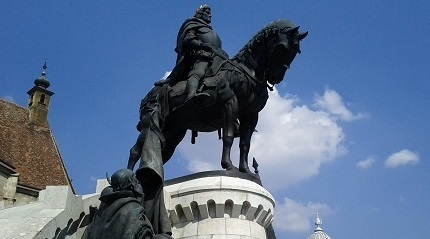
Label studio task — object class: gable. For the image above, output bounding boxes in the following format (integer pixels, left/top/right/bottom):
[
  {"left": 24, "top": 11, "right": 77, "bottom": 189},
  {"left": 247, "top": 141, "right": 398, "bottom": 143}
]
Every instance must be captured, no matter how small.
[{"left": 0, "top": 99, "right": 73, "bottom": 191}]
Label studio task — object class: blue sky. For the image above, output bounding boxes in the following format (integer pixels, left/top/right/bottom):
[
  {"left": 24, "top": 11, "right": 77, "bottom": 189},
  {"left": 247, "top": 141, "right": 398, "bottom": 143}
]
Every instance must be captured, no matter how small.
[{"left": 1, "top": 1, "right": 429, "bottom": 238}]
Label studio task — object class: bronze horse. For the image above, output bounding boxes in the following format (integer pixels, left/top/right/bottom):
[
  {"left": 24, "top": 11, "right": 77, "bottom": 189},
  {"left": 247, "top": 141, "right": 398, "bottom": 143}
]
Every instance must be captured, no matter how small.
[
  {"left": 127, "top": 19, "right": 306, "bottom": 234},
  {"left": 128, "top": 18, "right": 307, "bottom": 177}
]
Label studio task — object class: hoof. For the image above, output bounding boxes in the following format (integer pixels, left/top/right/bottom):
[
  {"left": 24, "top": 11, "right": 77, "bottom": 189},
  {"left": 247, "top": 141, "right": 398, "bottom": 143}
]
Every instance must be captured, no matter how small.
[
  {"left": 239, "top": 167, "right": 252, "bottom": 174},
  {"left": 226, "top": 166, "right": 240, "bottom": 172},
  {"left": 221, "top": 161, "right": 238, "bottom": 172}
]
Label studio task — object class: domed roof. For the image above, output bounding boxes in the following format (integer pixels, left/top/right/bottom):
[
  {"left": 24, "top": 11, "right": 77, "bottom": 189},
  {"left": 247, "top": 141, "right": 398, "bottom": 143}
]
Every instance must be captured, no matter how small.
[
  {"left": 308, "top": 213, "right": 332, "bottom": 239},
  {"left": 34, "top": 62, "right": 50, "bottom": 89}
]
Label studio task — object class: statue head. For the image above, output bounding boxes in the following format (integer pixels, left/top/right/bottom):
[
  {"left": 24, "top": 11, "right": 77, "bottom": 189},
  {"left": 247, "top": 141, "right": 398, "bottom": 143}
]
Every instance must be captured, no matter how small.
[
  {"left": 109, "top": 168, "right": 143, "bottom": 196},
  {"left": 194, "top": 5, "right": 211, "bottom": 24}
]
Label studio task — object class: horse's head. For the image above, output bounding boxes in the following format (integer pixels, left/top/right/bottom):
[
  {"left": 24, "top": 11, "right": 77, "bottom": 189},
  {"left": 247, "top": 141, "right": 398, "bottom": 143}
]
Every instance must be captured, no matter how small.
[
  {"left": 265, "top": 24, "right": 308, "bottom": 85},
  {"left": 233, "top": 20, "right": 307, "bottom": 86}
]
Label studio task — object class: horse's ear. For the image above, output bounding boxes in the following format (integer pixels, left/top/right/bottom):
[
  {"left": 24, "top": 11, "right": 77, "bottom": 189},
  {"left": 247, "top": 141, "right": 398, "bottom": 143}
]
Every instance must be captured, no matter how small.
[
  {"left": 289, "top": 26, "right": 300, "bottom": 35},
  {"left": 284, "top": 26, "right": 299, "bottom": 35},
  {"left": 298, "top": 31, "right": 308, "bottom": 40}
]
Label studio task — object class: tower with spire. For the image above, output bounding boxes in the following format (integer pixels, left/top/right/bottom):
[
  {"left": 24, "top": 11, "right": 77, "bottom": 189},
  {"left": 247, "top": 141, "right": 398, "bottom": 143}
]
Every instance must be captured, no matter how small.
[
  {"left": 308, "top": 212, "right": 332, "bottom": 239},
  {"left": 27, "top": 62, "right": 54, "bottom": 127}
]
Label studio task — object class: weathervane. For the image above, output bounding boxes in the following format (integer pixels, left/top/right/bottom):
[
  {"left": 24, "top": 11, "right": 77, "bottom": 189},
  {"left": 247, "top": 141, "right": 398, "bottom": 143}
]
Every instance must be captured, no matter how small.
[
  {"left": 252, "top": 157, "right": 259, "bottom": 174},
  {"left": 41, "top": 58, "right": 48, "bottom": 76}
]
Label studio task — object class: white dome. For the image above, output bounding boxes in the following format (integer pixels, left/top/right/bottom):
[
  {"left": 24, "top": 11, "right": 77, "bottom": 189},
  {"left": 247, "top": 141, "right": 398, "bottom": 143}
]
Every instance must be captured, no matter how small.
[{"left": 308, "top": 226, "right": 332, "bottom": 239}]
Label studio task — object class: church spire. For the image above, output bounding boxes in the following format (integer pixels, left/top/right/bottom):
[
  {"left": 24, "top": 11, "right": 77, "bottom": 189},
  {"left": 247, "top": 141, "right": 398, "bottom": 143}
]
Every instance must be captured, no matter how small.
[
  {"left": 34, "top": 61, "right": 50, "bottom": 89},
  {"left": 27, "top": 62, "right": 55, "bottom": 127}
]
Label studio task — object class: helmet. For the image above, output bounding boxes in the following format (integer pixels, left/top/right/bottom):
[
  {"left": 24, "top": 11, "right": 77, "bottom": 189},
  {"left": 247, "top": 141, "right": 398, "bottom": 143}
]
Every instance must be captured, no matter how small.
[
  {"left": 109, "top": 168, "right": 144, "bottom": 196},
  {"left": 110, "top": 169, "right": 135, "bottom": 191}
]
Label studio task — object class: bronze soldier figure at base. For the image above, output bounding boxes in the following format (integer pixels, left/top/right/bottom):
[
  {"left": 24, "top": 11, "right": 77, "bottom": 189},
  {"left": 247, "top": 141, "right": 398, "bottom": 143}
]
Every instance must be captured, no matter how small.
[{"left": 82, "top": 169, "right": 173, "bottom": 239}]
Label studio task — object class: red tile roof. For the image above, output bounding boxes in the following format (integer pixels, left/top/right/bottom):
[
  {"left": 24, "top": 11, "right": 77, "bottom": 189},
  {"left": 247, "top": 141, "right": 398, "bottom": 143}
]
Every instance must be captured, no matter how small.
[{"left": 0, "top": 99, "right": 73, "bottom": 192}]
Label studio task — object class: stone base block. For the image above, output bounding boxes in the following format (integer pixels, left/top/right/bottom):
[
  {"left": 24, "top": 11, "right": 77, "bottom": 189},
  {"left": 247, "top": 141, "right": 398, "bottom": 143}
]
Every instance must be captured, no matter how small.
[{"left": 164, "top": 172, "right": 275, "bottom": 239}]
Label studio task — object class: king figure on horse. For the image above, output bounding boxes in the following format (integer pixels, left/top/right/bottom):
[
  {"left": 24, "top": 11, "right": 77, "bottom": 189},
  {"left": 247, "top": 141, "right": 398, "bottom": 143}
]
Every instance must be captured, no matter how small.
[{"left": 155, "top": 5, "right": 228, "bottom": 107}]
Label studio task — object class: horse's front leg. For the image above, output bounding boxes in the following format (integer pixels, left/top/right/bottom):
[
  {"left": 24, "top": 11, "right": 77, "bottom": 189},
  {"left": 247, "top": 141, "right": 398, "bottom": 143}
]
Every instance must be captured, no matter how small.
[
  {"left": 128, "top": 139, "right": 142, "bottom": 170},
  {"left": 221, "top": 96, "right": 239, "bottom": 171},
  {"left": 127, "top": 114, "right": 151, "bottom": 170},
  {"left": 238, "top": 113, "right": 258, "bottom": 174}
]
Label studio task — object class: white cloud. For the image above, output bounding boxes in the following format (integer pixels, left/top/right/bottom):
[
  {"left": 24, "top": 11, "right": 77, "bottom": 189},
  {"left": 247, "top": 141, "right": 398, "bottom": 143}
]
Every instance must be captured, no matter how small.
[
  {"left": 3, "top": 95, "right": 15, "bottom": 103},
  {"left": 357, "top": 156, "right": 375, "bottom": 169},
  {"left": 314, "top": 87, "right": 366, "bottom": 121},
  {"left": 90, "top": 176, "right": 98, "bottom": 182},
  {"left": 384, "top": 149, "right": 419, "bottom": 168},
  {"left": 178, "top": 87, "right": 355, "bottom": 191},
  {"left": 161, "top": 71, "right": 171, "bottom": 80},
  {"left": 186, "top": 156, "right": 218, "bottom": 172},
  {"left": 178, "top": 130, "right": 223, "bottom": 172},
  {"left": 273, "top": 197, "right": 333, "bottom": 233}
]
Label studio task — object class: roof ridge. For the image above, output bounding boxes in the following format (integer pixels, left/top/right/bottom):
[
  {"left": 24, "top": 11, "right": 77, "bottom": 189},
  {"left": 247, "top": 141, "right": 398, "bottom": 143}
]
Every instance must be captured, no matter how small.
[
  {"left": 48, "top": 128, "right": 76, "bottom": 194},
  {"left": 0, "top": 98, "right": 27, "bottom": 110}
]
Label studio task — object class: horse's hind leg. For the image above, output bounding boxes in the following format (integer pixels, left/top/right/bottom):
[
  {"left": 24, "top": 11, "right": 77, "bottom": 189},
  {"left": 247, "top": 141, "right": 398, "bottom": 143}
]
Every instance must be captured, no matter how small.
[
  {"left": 221, "top": 96, "right": 239, "bottom": 171},
  {"left": 128, "top": 131, "right": 144, "bottom": 170},
  {"left": 128, "top": 114, "right": 151, "bottom": 170},
  {"left": 128, "top": 145, "right": 140, "bottom": 170},
  {"left": 161, "top": 126, "right": 187, "bottom": 164}
]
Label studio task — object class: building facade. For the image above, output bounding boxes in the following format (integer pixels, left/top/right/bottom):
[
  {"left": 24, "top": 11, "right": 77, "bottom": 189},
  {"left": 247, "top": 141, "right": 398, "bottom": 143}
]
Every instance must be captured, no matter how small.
[{"left": 0, "top": 63, "right": 73, "bottom": 208}]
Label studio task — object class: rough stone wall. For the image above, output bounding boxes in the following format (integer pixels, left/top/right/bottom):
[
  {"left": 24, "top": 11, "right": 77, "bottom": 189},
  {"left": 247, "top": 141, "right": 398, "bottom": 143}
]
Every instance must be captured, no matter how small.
[
  {"left": 0, "top": 185, "right": 99, "bottom": 239},
  {"left": 13, "top": 191, "right": 37, "bottom": 206},
  {"left": 0, "top": 171, "right": 8, "bottom": 198},
  {"left": 28, "top": 90, "right": 50, "bottom": 127}
]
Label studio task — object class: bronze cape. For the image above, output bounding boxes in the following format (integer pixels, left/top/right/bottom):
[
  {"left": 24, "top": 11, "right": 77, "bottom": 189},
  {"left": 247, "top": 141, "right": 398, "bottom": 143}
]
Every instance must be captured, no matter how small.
[{"left": 82, "top": 189, "right": 154, "bottom": 239}]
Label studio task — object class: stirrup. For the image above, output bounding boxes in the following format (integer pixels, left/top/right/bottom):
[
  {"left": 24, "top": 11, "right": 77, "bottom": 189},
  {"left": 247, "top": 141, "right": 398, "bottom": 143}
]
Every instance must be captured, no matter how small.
[{"left": 185, "top": 93, "right": 210, "bottom": 107}]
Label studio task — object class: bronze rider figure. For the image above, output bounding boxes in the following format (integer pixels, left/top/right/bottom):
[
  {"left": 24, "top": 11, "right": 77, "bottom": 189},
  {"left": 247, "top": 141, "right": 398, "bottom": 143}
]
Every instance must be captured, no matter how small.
[{"left": 155, "top": 5, "right": 226, "bottom": 106}]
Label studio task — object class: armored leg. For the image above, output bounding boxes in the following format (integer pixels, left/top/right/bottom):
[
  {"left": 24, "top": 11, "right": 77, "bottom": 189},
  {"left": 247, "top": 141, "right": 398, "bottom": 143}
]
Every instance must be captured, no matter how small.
[
  {"left": 184, "top": 61, "right": 209, "bottom": 107},
  {"left": 186, "top": 74, "right": 200, "bottom": 100}
]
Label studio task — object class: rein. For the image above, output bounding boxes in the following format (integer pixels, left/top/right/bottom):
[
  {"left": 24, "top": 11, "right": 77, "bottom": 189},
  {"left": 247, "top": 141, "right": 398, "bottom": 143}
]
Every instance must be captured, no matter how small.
[
  {"left": 235, "top": 56, "right": 275, "bottom": 91},
  {"left": 211, "top": 49, "right": 260, "bottom": 83},
  {"left": 212, "top": 48, "right": 273, "bottom": 91}
]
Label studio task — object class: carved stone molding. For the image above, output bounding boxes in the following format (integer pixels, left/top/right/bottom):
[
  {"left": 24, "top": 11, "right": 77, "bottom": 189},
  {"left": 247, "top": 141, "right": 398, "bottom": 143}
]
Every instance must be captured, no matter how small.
[{"left": 164, "top": 173, "right": 275, "bottom": 239}]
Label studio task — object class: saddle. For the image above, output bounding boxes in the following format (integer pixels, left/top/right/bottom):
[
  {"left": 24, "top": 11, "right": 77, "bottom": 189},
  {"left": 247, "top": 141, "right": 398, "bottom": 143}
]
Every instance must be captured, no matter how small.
[{"left": 169, "top": 53, "right": 228, "bottom": 99}]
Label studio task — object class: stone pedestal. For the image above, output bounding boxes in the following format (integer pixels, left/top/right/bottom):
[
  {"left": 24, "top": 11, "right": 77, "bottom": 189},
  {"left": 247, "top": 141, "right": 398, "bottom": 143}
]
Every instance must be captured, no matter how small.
[{"left": 164, "top": 172, "right": 275, "bottom": 239}]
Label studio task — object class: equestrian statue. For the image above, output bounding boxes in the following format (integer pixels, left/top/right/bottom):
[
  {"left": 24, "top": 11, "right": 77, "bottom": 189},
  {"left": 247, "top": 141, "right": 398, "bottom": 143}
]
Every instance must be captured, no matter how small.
[{"left": 127, "top": 5, "right": 307, "bottom": 236}]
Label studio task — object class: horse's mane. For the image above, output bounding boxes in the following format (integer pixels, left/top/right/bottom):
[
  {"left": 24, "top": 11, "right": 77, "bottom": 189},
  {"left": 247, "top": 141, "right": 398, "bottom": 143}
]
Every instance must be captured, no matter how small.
[{"left": 232, "top": 19, "right": 297, "bottom": 61}]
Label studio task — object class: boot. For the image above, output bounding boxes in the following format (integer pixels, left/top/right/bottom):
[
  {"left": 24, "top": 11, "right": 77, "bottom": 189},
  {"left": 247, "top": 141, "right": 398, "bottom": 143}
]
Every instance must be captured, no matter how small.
[{"left": 184, "top": 75, "right": 210, "bottom": 107}]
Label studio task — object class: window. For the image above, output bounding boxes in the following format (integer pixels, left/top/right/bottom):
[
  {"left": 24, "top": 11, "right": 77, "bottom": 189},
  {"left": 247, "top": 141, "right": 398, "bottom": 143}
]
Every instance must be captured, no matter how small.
[
  {"left": 39, "top": 94, "right": 45, "bottom": 104},
  {"left": 28, "top": 94, "right": 34, "bottom": 106}
]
